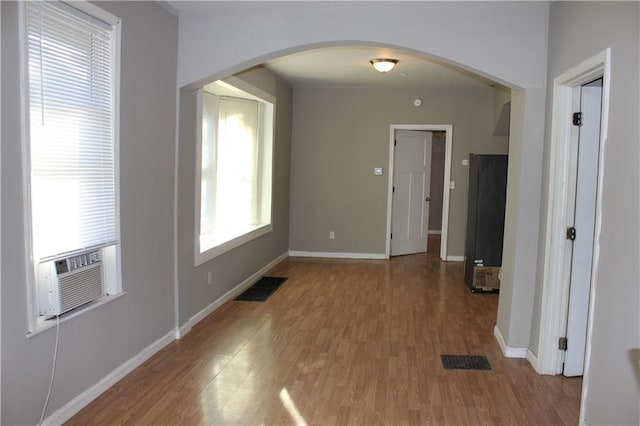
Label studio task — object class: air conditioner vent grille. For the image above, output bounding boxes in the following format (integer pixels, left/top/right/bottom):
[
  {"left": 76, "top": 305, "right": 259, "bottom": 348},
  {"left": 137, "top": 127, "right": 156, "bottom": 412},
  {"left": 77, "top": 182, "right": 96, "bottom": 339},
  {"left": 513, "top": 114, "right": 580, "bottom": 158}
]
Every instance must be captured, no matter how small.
[{"left": 58, "top": 263, "right": 104, "bottom": 313}]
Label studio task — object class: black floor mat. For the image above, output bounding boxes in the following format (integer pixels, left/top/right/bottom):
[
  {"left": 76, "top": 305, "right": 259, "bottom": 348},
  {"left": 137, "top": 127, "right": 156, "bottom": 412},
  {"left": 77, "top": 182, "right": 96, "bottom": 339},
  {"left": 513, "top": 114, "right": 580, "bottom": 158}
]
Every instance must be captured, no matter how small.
[
  {"left": 235, "top": 276, "right": 288, "bottom": 302},
  {"left": 441, "top": 354, "right": 492, "bottom": 370}
]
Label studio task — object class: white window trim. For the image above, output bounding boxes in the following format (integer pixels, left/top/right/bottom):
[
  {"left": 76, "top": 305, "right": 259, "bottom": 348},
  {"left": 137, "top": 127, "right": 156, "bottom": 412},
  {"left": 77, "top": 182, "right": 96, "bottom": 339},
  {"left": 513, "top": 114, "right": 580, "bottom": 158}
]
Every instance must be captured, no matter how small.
[
  {"left": 194, "top": 77, "right": 276, "bottom": 267},
  {"left": 19, "top": 0, "right": 123, "bottom": 335}
]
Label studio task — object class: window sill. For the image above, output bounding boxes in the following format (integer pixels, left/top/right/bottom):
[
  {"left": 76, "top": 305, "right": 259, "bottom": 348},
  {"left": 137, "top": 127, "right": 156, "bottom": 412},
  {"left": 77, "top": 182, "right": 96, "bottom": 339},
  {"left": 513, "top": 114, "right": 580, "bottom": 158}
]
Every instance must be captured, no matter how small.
[
  {"left": 195, "top": 224, "right": 272, "bottom": 267},
  {"left": 25, "top": 292, "right": 126, "bottom": 339}
]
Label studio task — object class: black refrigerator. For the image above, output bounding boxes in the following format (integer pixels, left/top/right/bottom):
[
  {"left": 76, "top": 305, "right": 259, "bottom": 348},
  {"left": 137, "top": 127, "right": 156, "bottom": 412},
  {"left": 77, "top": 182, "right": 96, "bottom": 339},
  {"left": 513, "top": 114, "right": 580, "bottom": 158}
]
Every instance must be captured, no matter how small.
[{"left": 464, "top": 154, "right": 508, "bottom": 292}]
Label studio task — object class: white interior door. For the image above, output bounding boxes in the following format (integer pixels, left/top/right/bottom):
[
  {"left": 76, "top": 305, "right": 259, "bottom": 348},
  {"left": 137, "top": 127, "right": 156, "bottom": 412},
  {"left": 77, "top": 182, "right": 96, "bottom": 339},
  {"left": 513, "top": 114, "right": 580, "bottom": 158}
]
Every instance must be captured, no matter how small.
[
  {"left": 391, "top": 130, "right": 432, "bottom": 256},
  {"left": 563, "top": 78, "right": 603, "bottom": 377}
]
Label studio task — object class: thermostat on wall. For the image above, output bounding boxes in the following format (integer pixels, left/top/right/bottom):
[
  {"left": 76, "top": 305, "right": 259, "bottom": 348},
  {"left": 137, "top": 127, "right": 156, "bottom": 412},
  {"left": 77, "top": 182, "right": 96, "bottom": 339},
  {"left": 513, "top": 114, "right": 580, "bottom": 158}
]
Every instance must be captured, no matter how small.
[{"left": 413, "top": 98, "right": 423, "bottom": 107}]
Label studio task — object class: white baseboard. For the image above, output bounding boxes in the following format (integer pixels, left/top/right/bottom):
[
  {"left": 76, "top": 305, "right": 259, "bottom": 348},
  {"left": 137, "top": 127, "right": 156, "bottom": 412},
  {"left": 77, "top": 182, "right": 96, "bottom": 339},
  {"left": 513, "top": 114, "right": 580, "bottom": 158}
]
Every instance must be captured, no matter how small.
[
  {"left": 42, "top": 251, "right": 289, "bottom": 425},
  {"left": 428, "top": 230, "right": 442, "bottom": 235},
  {"left": 288, "top": 250, "right": 386, "bottom": 260},
  {"left": 177, "top": 251, "right": 289, "bottom": 338},
  {"left": 43, "top": 330, "right": 175, "bottom": 426},
  {"left": 526, "top": 348, "right": 540, "bottom": 372},
  {"left": 494, "top": 325, "right": 527, "bottom": 358},
  {"left": 446, "top": 255, "right": 464, "bottom": 262}
]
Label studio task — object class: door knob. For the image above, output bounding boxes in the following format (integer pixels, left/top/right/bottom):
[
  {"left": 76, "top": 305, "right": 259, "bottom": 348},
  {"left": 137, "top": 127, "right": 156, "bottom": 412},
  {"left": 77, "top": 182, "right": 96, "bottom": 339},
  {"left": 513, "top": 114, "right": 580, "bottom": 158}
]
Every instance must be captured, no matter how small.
[{"left": 425, "top": 196, "right": 431, "bottom": 202}]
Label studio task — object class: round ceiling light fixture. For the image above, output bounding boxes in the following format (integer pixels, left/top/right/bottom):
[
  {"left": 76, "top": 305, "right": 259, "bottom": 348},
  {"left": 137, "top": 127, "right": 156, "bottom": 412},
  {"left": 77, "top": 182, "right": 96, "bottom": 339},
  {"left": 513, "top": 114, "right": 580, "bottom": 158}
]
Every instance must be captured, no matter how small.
[{"left": 370, "top": 58, "right": 398, "bottom": 73}]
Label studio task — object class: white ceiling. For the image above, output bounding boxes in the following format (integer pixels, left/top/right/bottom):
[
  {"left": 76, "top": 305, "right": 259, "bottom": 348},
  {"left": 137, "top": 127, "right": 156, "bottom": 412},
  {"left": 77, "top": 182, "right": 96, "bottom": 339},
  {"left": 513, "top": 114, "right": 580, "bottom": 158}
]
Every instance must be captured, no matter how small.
[
  {"left": 166, "top": 2, "right": 503, "bottom": 90},
  {"left": 262, "top": 45, "right": 498, "bottom": 89}
]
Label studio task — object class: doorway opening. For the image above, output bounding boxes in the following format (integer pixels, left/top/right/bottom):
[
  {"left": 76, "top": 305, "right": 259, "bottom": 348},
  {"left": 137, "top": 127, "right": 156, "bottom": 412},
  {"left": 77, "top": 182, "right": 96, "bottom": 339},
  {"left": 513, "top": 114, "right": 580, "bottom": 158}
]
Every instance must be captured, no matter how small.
[
  {"left": 562, "top": 77, "right": 603, "bottom": 377},
  {"left": 537, "top": 49, "right": 610, "bottom": 419},
  {"left": 385, "top": 124, "right": 453, "bottom": 261}
]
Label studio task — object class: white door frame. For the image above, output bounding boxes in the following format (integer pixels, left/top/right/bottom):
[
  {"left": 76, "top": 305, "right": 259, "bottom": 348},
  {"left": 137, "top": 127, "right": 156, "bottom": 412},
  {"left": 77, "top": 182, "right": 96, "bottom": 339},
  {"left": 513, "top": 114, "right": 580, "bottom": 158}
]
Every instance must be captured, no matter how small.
[
  {"left": 386, "top": 124, "right": 453, "bottom": 260},
  {"left": 536, "top": 49, "right": 610, "bottom": 401}
]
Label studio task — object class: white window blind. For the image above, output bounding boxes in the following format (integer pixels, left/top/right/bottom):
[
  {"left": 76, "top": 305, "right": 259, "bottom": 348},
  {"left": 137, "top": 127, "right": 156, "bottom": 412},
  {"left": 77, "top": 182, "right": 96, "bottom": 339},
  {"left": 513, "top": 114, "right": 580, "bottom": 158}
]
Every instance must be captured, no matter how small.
[
  {"left": 201, "top": 95, "right": 262, "bottom": 249},
  {"left": 197, "top": 84, "right": 274, "bottom": 262},
  {"left": 27, "top": 1, "right": 117, "bottom": 262}
]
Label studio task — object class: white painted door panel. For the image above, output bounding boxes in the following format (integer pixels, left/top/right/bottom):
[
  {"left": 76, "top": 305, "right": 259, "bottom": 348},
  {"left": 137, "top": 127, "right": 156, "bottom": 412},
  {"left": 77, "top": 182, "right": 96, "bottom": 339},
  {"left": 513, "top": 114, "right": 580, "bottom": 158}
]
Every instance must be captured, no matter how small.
[
  {"left": 391, "top": 130, "right": 432, "bottom": 256},
  {"left": 564, "top": 79, "right": 602, "bottom": 377}
]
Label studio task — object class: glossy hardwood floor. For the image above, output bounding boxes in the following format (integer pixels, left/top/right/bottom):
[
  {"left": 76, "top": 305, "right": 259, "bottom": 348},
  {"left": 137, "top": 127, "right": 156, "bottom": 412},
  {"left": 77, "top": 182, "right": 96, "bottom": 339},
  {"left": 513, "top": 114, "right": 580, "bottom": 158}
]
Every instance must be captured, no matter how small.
[{"left": 68, "top": 237, "right": 582, "bottom": 425}]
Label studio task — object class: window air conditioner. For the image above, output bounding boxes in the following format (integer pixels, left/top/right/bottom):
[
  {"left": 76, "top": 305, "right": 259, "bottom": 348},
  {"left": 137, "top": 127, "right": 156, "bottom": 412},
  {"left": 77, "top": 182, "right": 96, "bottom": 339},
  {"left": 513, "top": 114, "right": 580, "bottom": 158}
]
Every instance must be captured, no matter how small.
[{"left": 37, "top": 249, "right": 104, "bottom": 316}]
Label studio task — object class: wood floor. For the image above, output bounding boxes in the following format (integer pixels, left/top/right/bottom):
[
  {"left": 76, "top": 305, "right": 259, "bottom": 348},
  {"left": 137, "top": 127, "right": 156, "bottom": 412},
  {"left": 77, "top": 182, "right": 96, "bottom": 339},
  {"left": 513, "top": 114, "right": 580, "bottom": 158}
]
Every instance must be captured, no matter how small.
[{"left": 68, "top": 237, "right": 582, "bottom": 425}]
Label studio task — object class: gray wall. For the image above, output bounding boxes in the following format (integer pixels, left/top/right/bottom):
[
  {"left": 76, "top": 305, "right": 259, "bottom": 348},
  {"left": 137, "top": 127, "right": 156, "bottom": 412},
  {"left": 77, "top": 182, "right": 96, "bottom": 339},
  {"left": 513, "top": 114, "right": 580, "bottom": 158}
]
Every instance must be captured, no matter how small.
[
  {"left": 289, "top": 86, "right": 508, "bottom": 256},
  {"left": 532, "top": 2, "right": 639, "bottom": 424},
  {"left": 176, "top": 0, "right": 550, "bottom": 358},
  {"left": 429, "top": 135, "right": 446, "bottom": 232},
  {"left": 1, "top": 2, "right": 178, "bottom": 424},
  {"left": 494, "top": 88, "right": 511, "bottom": 138},
  {"left": 10, "top": 1, "right": 626, "bottom": 423},
  {"left": 176, "top": 67, "right": 292, "bottom": 326}
]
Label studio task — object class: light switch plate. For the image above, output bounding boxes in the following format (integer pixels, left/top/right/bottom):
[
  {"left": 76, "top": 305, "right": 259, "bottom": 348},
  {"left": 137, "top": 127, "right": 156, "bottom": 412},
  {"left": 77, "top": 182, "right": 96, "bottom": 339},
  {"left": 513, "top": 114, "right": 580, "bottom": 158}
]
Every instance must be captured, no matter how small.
[{"left": 374, "top": 167, "right": 384, "bottom": 176}]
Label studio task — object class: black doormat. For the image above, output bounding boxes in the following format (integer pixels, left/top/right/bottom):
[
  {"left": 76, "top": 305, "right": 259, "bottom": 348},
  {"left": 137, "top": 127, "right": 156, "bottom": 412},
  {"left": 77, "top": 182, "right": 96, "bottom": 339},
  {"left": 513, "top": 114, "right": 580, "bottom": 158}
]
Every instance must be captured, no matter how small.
[
  {"left": 235, "top": 276, "right": 288, "bottom": 302},
  {"left": 441, "top": 354, "right": 492, "bottom": 370}
]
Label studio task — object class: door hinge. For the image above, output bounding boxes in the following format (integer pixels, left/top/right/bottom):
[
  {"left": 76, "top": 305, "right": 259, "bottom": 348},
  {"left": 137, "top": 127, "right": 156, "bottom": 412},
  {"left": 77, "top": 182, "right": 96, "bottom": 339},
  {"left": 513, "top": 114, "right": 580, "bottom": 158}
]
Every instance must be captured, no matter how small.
[
  {"left": 572, "top": 112, "right": 583, "bottom": 126},
  {"left": 394, "top": 140, "right": 397, "bottom": 147},
  {"left": 393, "top": 186, "right": 395, "bottom": 193},
  {"left": 566, "top": 226, "right": 576, "bottom": 241},
  {"left": 559, "top": 337, "right": 568, "bottom": 351},
  {"left": 390, "top": 233, "right": 393, "bottom": 239}
]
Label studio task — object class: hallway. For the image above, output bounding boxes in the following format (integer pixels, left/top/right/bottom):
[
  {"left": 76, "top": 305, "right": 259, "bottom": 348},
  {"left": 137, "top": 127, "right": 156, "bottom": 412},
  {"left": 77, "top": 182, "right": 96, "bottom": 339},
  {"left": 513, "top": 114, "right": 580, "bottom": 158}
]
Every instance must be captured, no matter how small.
[{"left": 69, "top": 237, "right": 582, "bottom": 425}]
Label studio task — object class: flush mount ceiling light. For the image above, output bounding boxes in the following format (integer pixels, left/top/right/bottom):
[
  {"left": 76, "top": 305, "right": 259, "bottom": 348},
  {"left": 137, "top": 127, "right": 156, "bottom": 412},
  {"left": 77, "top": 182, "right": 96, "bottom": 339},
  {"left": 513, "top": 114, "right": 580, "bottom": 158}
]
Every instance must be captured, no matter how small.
[{"left": 370, "top": 58, "right": 398, "bottom": 73}]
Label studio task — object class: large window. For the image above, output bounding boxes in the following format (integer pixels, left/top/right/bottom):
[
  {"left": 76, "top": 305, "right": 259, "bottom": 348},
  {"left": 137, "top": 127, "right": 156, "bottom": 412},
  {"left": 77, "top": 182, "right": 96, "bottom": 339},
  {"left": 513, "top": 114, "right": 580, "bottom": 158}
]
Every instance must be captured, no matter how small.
[
  {"left": 24, "top": 0, "right": 121, "bottom": 326},
  {"left": 195, "top": 79, "right": 274, "bottom": 265}
]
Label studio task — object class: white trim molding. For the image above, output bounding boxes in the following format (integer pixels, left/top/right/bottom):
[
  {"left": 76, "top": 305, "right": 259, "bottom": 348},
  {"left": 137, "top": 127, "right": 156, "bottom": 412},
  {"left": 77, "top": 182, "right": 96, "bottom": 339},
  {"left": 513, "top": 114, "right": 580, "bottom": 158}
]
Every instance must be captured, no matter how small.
[
  {"left": 526, "top": 349, "right": 540, "bottom": 373},
  {"left": 176, "top": 252, "right": 288, "bottom": 338},
  {"left": 445, "top": 255, "right": 464, "bottom": 262},
  {"left": 288, "top": 251, "right": 385, "bottom": 260},
  {"left": 385, "top": 124, "right": 453, "bottom": 261},
  {"left": 494, "top": 325, "right": 527, "bottom": 358},
  {"left": 537, "top": 49, "right": 610, "bottom": 378},
  {"left": 193, "top": 78, "right": 276, "bottom": 267},
  {"left": 20, "top": 0, "right": 124, "bottom": 335},
  {"left": 427, "top": 230, "right": 442, "bottom": 235},
  {"left": 42, "top": 330, "right": 175, "bottom": 426}
]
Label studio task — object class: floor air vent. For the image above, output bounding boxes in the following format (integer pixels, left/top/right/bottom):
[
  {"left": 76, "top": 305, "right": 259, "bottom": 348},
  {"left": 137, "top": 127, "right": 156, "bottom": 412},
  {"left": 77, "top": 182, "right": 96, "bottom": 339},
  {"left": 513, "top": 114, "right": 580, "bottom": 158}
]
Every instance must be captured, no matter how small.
[
  {"left": 441, "top": 354, "right": 492, "bottom": 370},
  {"left": 235, "top": 276, "right": 288, "bottom": 302}
]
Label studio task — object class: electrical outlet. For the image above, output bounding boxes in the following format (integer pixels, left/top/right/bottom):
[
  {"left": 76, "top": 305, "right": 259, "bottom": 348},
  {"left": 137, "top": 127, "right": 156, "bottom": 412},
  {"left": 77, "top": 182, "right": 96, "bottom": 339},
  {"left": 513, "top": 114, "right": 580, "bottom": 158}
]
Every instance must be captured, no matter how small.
[
  {"left": 329, "top": 231, "right": 335, "bottom": 240},
  {"left": 208, "top": 272, "right": 213, "bottom": 286}
]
